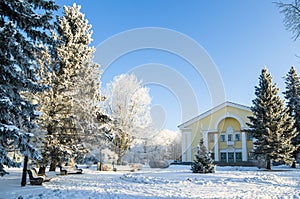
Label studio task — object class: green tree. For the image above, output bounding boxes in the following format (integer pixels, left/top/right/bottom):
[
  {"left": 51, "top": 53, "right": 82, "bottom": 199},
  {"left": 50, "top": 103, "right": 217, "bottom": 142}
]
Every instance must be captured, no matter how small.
[
  {"left": 0, "top": 0, "right": 58, "bottom": 176},
  {"left": 191, "top": 138, "right": 215, "bottom": 173},
  {"left": 283, "top": 66, "right": 300, "bottom": 168},
  {"left": 247, "top": 67, "right": 297, "bottom": 170}
]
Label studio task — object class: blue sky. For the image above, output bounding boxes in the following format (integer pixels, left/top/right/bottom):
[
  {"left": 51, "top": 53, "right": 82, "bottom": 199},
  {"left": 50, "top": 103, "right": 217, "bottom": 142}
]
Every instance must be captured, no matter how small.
[{"left": 56, "top": 0, "right": 300, "bottom": 130}]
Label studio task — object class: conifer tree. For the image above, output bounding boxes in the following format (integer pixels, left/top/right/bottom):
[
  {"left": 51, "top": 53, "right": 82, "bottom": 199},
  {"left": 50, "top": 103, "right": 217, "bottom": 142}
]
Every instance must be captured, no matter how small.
[
  {"left": 191, "top": 138, "right": 215, "bottom": 173},
  {"left": 247, "top": 67, "right": 297, "bottom": 170},
  {"left": 283, "top": 66, "right": 300, "bottom": 168},
  {"left": 0, "top": 0, "right": 58, "bottom": 176},
  {"left": 35, "top": 4, "right": 102, "bottom": 172}
]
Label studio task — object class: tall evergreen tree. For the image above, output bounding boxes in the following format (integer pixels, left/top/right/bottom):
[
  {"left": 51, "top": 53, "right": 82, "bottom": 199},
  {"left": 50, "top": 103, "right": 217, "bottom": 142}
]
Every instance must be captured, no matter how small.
[
  {"left": 247, "top": 67, "right": 297, "bottom": 170},
  {"left": 191, "top": 138, "right": 215, "bottom": 173},
  {"left": 55, "top": 3, "right": 102, "bottom": 166},
  {"left": 283, "top": 66, "right": 300, "bottom": 168},
  {"left": 0, "top": 0, "right": 58, "bottom": 176},
  {"left": 35, "top": 4, "right": 102, "bottom": 172}
]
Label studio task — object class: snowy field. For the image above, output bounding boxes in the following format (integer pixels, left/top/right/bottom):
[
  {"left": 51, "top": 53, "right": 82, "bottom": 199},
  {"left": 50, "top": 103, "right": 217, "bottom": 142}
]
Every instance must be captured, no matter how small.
[{"left": 0, "top": 165, "right": 299, "bottom": 199}]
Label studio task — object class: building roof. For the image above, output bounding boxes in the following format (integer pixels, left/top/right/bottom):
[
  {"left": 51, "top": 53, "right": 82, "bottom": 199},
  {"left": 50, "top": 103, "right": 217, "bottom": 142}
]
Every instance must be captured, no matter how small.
[{"left": 177, "top": 101, "right": 250, "bottom": 129}]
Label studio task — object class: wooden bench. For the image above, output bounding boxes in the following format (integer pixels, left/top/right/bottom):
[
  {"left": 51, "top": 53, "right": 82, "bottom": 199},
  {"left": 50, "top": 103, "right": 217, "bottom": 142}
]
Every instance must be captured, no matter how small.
[
  {"left": 32, "top": 168, "right": 51, "bottom": 182},
  {"left": 60, "top": 165, "right": 83, "bottom": 175},
  {"left": 27, "top": 170, "right": 44, "bottom": 185}
]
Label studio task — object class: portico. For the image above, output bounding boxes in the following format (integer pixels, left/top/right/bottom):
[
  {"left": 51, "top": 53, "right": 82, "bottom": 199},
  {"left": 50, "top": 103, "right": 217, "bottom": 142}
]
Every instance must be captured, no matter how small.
[{"left": 178, "top": 101, "right": 254, "bottom": 165}]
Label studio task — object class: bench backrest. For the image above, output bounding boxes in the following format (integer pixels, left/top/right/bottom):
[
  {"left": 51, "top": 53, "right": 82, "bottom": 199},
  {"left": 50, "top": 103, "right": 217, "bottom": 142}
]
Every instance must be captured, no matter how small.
[
  {"left": 32, "top": 168, "right": 39, "bottom": 176},
  {"left": 27, "top": 170, "right": 34, "bottom": 179}
]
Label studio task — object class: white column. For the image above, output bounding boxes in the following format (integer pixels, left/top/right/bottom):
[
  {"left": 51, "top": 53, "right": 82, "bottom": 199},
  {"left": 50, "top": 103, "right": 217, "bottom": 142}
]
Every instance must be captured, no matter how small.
[
  {"left": 181, "top": 132, "right": 186, "bottom": 162},
  {"left": 242, "top": 132, "right": 247, "bottom": 161},
  {"left": 187, "top": 132, "right": 192, "bottom": 162},
  {"left": 214, "top": 133, "right": 219, "bottom": 161},
  {"left": 204, "top": 131, "right": 208, "bottom": 148}
]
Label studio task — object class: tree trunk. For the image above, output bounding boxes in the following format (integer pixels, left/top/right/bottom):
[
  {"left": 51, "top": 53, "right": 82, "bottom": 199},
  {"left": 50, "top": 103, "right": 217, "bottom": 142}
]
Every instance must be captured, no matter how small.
[
  {"left": 21, "top": 156, "right": 28, "bottom": 187},
  {"left": 49, "top": 160, "right": 58, "bottom": 172},
  {"left": 266, "top": 159, "right": 271, "bottom": 170},
  {"left": 38, "top": 166, "right": 46, "bottom": 175},
  {"left": 291, "top": 161, "right": 296, "bottom": 168},
  {"left": 116, "top": 145, "right": 122, "bottom": 165},
  {"left": 117, "top": 156, "right": 122, "bottom": 165}
]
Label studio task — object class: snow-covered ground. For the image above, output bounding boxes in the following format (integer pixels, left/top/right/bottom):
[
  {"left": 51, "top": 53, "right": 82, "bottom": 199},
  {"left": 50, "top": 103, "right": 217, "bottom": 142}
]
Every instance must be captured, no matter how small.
[{"left": 0, "top": 165, "right": 299, "bottom": 199}]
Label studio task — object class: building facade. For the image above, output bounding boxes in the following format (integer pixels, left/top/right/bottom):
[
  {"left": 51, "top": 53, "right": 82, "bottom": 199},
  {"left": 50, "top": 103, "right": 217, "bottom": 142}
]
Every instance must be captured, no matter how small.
[{"left": 178, "top": 102, "right": 254, "bottom": 165}]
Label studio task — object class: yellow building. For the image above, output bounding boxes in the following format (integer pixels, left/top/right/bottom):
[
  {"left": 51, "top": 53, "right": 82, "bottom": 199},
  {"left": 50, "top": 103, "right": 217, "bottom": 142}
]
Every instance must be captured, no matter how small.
[{"left": 178, "top": 101, "right": 254, "bottom": 165}]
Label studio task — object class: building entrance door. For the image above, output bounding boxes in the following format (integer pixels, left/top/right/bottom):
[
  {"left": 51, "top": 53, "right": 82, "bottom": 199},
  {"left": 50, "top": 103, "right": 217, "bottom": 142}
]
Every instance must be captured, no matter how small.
[{"left": 228, "top": 152, "right": 234, "bottom": 162}]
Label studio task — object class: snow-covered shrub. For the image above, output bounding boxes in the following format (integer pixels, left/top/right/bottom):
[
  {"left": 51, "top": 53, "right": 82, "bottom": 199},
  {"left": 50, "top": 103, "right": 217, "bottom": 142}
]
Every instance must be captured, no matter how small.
[{"left": 149, "top": 160, "right": 169, "bottom": 168}]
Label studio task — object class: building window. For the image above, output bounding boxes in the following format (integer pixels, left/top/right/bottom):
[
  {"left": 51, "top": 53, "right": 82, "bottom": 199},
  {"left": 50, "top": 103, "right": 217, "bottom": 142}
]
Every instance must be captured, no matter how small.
[
  {"left": 235, "top": 133, "right": 240, "bottom": 141},
  {"left": 236, "top": 152, "right": 242, "bottom": 162},
  {"left": 209, "top": 134, "right": 214, "bottom": 142},
  {"left": 220, "top": 152, "right": 227, "bottom": 162},
  {"left": 220, "top": 134, "right": 226, "bottom": 142},
  {"left": 247, "top": 133, "right": 253, "bottom": 141},
  {"left": 228, "top": 134, "right": 232, "bottom": 141},
  {"left": 228, "top": 152, "right": 234, "bottom": 162}
]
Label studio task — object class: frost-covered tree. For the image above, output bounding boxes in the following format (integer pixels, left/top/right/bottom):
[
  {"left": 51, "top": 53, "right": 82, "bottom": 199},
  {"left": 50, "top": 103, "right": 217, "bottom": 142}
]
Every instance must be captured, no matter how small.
[
  {"left": 123, "top": 129, "right": 181, "bottom": 164},
  {"left": 58, "top": 4, "right": 104, "bottom": 164},
  {"left": 247, "top": 67, "right": 297, "bottom": 170},
  {"left": 191, "top": 138, "right": 215, "bottom": 173},
  {"left": 104, "top": 74, "right": 152, "bottom": 165},
  {"left": 35, "top": 4, "right": 103, "bottom": 172},
  {"left": 0, "top": 0, "right": 58, "bottom": 176},
  {"left": 283, "top": 66, "right": 300, "bottom": 168},
  {"left": 147, "top": 129, "right": 181, "bottom": 162},
  {"left": 277, "top": 0, "right": 300, "bottom": 40}
]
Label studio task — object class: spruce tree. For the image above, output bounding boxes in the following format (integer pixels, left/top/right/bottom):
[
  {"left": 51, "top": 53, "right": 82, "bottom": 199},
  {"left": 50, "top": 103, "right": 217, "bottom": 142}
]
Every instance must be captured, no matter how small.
[
  {"left": 0, "top": 0, "right": 58, "bottom": 176},
  {"left": 247, "top": 67, "right": 297, "bottom": 170},
  {"left": 55, "top": 3, "right": 102, "bottom": 166},
  {"left": 191, "top": 138, "right": 215, "bottom": 173},
  {"left": 35, "top": 4, "right": 102, "bottom": 172},
  {"left": 283, "top": 66, "right": 300, "bottom": 168}
]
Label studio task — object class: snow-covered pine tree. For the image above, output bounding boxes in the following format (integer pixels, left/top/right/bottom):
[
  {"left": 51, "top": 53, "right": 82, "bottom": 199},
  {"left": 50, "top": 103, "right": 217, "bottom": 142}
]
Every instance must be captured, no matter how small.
[
  {"left": 191, "top": 138, "right": 215, "bottom": 173},
  {"left": 57, "top": 4, "right": 103, "bottom": 164},
  {"left": 31, "top": 43, "right": 74, "bottom": 173},
  {"left": 35, "top": 4, "right": 103, "bottom": 172},
  {"left": 247, "top": 67, "right": 297, "bottom": 170},
  {"left": 283, "top": 66, "right": 300, "bottom": 168},
  {"left": 0, "top": 0, "right": 58, "bottom": 176}
]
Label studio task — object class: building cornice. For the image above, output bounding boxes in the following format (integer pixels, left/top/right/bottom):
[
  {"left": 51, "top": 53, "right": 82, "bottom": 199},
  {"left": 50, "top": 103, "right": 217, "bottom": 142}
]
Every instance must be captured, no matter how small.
[{"left": 178, "top": 101, "right": 250, "bottom": 129}]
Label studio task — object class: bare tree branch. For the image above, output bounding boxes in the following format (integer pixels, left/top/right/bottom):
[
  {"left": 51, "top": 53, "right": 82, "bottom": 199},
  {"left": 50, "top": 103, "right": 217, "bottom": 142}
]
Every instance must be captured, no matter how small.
[{"left": 276, "top": 0, "right": 300, "bottom": 40}]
